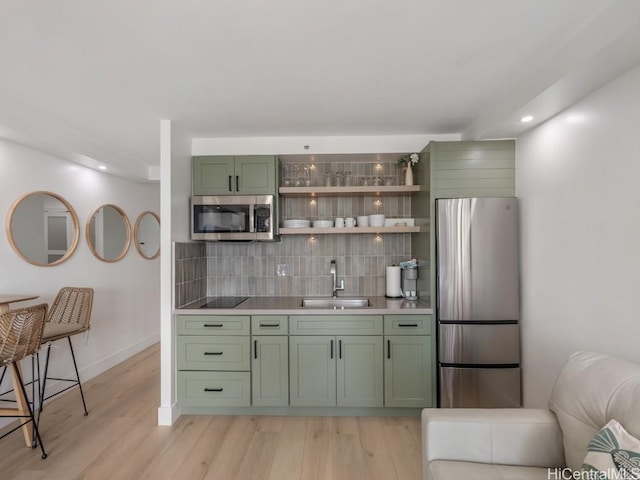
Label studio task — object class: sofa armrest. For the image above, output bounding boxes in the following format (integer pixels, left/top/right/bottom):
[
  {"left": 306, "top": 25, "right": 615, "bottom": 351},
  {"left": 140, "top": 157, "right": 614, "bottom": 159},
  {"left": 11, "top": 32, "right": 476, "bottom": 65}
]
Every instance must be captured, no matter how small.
[{"left": 422, "top": 408, "right": 565, "bottom": 468}]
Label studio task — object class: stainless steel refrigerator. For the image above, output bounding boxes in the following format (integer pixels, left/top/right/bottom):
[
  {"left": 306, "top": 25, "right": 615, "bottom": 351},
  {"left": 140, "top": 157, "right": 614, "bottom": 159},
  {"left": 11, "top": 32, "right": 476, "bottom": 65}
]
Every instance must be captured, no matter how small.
[{"left": 436, "top": 197, "right": 521, "bottom": 408}]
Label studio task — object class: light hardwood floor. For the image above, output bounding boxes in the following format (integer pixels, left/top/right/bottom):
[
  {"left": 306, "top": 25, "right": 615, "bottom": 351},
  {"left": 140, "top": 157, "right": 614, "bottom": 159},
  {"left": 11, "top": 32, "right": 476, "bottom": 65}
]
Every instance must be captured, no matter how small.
[{"left": 0, "top": 344, "right": 423, "bottom": 479}]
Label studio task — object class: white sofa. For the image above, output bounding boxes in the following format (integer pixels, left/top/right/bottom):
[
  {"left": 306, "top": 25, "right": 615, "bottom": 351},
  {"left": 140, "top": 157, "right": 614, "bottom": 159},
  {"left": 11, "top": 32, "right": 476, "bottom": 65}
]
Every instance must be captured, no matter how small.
[{"left": 422, "top": 351, "right": 640, "bottom": 479}]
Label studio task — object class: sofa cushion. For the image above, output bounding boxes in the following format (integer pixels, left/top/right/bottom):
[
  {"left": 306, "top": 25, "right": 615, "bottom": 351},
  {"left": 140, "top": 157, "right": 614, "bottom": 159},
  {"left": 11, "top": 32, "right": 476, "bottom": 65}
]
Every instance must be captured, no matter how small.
[
  {"left": 581, "top": 418, "right": 640, "bottom": 476},
  {"left": 427, "top": 460, "right": 551, "bottom": 480},
  {"left": 548, "top": 351, "right": 640, "bottom": 471}
]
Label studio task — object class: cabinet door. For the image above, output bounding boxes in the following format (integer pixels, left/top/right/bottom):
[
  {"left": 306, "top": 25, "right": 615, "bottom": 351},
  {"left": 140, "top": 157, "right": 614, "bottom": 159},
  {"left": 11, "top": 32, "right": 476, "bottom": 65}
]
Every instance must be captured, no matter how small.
[
  {"left": 337, "top": 336, "right": 383, "bottom": 407},
  {"left": 235, "top": 156, "right": 276, "bottom": 195},
  {"left": 193, "top": 156, "right": 235, "bottom": 195},
  {"left": 384, "top": 336, "right": 433, "bottom": 407},
  {"left": 289, "top": 336, "right": 336, "bottom": 407},
  {"left": 252, "top": 336, "right": 289, "bottom": 407}
]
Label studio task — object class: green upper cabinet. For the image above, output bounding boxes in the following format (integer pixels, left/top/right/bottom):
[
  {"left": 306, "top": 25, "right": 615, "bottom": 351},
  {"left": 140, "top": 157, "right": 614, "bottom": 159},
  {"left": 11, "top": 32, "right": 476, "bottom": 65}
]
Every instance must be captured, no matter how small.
[
  {"left": 427, "top": 140, "right": 516, "bottom": 199},
  {"left": 235, "top": 156, "right": 277, "bottom": 195},
  {"left": 192, "top": 156, "right": 235, "bottom": 195},
  {"left": 192, "top": 155, "right": 278, "bottom": 196}
]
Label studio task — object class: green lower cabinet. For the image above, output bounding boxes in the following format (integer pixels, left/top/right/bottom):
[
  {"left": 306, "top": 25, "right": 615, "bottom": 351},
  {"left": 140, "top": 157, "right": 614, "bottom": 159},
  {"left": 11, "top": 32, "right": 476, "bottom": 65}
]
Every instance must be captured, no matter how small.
[
  {"left": 289, "top": 335, "right": 383, "bottom": 407},
  {"left": 289, "top": 336, "right": 336, "bottom": 407},
  {"left": 337, "top": 336, "right": 383, "bottom": 407},
  {"left": 251, "top": 336, "right": 289, "bottom": 407},
  {"left": 384, "top": 335, "right": 432, "bottom": 408}
]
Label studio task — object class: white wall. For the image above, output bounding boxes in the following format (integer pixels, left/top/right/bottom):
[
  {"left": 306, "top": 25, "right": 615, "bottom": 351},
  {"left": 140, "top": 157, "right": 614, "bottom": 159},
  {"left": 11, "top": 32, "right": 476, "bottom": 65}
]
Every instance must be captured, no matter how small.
[
  {"left": 517, "top": 64, "right": 640, "bottom": 407},
  {"left": 0, "top": 139, "right": 160, "bottom": 411}
]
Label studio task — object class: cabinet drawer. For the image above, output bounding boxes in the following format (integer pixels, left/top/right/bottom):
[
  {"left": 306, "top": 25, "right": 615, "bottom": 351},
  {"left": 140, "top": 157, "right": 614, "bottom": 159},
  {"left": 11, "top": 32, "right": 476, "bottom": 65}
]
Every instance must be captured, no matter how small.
[
  {"left": 177, "top": 315, "right": 250, "bottom": 335},
  {"left": 384, "top": 315, "right": 432, "bottom": 335},
  {"left": 178, "top": 371, "right": 250, "bottom": 407},
  {"left": 178, "top": 336, "right": 250, "bottom": 371},
  {"left": 251, "top": 315, "right": 288, "bottom": 335},
  {"left": 289, "top": 315, "right": 382, "bottom": 335}
]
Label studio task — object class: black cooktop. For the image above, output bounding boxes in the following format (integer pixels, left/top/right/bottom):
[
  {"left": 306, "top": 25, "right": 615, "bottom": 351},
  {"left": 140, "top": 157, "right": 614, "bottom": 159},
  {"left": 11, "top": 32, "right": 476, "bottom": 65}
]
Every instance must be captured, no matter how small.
[{"left": 199, "top": 296, "right": 248, "bottom": 309}]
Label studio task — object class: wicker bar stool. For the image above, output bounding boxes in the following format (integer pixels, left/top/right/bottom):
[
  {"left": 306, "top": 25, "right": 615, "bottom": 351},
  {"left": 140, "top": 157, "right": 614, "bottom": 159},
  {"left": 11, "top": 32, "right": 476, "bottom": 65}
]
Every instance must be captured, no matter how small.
[
  {"left": 39, "top": 287, "right": 94, "bottom": 419},
  {"left": 0, "top": 303, "right": 48, "bottom": 459}
]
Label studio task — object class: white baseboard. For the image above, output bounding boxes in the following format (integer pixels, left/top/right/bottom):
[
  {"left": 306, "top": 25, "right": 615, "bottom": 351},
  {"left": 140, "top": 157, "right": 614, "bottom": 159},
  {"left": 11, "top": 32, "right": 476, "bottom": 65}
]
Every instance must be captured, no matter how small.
[{"left": 158, "top": 403, "right": 180, "bottom": 426}]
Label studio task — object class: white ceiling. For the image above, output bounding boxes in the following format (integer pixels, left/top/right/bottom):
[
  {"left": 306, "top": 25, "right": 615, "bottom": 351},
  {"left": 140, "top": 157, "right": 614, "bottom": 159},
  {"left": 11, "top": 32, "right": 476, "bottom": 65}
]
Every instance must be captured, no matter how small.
[{"left": 1, "top": 0, "right": 640, "bottom": 180}]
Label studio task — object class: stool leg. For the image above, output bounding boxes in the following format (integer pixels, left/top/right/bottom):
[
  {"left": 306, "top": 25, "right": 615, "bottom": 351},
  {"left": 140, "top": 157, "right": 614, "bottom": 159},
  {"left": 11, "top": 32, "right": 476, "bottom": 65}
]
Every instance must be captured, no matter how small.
[
  {"left": 14, "top": 365, "right": 47, "bottom": 459},
  {"left": 38, "top": 343, "right": 52, "bottom": 424},
  {"left": 68, "top": 337, "right": 88, "bottom": 416},
  {"left": 31, "top": 355, "right": 37, "bottom": 447}
]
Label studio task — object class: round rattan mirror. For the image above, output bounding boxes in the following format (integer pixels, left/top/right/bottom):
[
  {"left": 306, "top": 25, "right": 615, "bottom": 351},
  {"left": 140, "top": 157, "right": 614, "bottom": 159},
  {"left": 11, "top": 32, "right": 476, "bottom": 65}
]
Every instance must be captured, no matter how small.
[
  {"left": 86, "top": 204, "right": 131, "bottom": 262},
  {"left": 134, "top": 211, "right": 160, "bottom": 260},
  {"left": 6, "top": 191, "right": 80, "bottom": 266}
]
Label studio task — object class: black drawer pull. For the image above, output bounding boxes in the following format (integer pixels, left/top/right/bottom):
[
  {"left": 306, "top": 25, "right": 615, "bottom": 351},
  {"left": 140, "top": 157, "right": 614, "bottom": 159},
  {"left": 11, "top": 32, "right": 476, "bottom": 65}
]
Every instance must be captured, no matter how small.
[
  {"left": 387, "top": 339, "right": 391, "bottom": 359},
  {"left": 398, "top": 323, "right": 419, "bottom": 327},
  {"left": 228, "top": 175, "right": 233, "bottom": 192},
  {"left": 260, "top": 323, "right": 280, "bottom": 328},
  {"left": 204, "top": 387, "right": 223, "bottom": 392},
  {"left": 204, "top": 323, "right": 224, "bottom": 327},
  {"left": 236, "top": 175, "right": 239, "bottom": 191},
  {"left": 338, "top": 339, "right": 342, "bottom": 359},
  {"left": 254, "top": 340, "right": 258, "bottom": 359},
  {"left": 203, "top": 352, "right": 223, "bottom": 356},
  {"left": 330, "top": 339, "right": 334, "bottom": 359}
]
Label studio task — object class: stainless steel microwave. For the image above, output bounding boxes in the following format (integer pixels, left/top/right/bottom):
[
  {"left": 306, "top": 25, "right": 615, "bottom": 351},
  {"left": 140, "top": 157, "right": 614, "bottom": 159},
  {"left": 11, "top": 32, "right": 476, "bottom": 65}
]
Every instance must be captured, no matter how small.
[{"left": 191, "top": 195, "right": 276, "bottom": 241}]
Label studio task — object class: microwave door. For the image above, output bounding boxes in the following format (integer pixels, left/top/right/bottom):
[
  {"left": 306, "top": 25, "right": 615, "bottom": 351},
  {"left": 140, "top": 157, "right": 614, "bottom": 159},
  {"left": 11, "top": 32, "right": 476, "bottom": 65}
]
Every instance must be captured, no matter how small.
[
  {"left": 191, "top": 195, "right": 275, "bottom": 241},
  {"left": 192, "top": 202, "right": 253, "bottom": 240}
]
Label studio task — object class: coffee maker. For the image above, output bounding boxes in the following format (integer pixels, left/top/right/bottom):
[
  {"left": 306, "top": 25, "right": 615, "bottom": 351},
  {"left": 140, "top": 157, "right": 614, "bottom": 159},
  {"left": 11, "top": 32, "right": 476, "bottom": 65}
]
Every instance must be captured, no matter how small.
[{"left": 401, "top": 266, "right": 418, "bottom": 301}]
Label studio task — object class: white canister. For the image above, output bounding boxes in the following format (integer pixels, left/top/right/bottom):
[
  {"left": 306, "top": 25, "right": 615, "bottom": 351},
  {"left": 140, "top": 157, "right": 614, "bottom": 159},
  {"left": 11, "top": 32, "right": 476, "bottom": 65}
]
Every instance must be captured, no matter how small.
[
  {"left": 385, "top": 265, "right": 402, "bottom": 298},
  {"left": 357, "top": 215, "right": 369, "bottom": 227},
  {"left": 369, "top": 214, "right": 385, "bottom": 227}
]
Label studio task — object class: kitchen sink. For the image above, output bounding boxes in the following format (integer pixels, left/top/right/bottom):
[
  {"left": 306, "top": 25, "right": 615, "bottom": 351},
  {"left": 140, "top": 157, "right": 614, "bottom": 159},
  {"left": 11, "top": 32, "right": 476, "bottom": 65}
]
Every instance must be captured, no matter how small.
[{"left": 301, "top": 297, "right": 370, "bottom": 309}]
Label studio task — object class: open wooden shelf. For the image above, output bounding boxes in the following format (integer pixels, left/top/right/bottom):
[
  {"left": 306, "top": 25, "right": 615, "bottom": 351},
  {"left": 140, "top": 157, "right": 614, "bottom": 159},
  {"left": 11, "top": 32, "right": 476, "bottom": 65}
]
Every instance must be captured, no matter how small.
[
  {"left": 279, "top": 226, "right": 422, "bottom": 235},
  {"left": 278, "top": 185, "right": 423, "bottom": 197}
]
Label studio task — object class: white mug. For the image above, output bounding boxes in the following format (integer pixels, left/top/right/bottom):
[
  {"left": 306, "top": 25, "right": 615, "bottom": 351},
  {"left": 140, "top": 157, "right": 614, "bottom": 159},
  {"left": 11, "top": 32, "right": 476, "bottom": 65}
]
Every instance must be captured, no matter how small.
[
  {"left": 335, "top": 217, "right": 345, "bottom": 228},
  {"left": 357, "top": 215, "right": 369, "bottom": 227},
  {"left": 345, "top": 217, "right": 356, "bottom": 228}
]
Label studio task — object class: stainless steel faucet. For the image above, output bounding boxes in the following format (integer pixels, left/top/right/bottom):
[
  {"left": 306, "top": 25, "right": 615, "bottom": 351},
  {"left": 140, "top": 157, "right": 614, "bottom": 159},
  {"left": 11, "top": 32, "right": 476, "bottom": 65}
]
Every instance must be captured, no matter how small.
[{"left": 330, "top": 259, "right": 345, "bottom": 298}]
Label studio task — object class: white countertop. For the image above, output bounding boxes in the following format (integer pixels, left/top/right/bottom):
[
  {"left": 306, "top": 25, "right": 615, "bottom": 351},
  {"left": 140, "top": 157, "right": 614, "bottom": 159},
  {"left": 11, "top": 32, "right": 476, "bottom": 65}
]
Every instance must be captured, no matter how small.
[{"left": 177, "top": 296, "right": 432, "bottom": 315}]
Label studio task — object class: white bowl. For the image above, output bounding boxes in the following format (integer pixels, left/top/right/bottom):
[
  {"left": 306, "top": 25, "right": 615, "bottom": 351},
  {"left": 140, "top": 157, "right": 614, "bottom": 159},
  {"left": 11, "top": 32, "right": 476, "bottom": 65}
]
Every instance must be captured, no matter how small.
[
  {"left": 312, "top": 220, "right": 333, "bottom": 228},
  {"left": 369, "top": 214, "right": 385, "bottom": 227},
  {"left": 356, "top": 215, "right": 369, "bottom": 227}
]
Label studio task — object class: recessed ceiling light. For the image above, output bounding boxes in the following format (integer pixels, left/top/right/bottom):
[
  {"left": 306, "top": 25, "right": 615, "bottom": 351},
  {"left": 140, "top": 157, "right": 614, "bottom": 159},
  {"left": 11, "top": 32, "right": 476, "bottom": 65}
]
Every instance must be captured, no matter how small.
[
  {"left": 520, "top": 115, "right": 534, "bottom": 123},
  {"left": 98, "top": 165, "right": 107, "bottom": 170}
]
